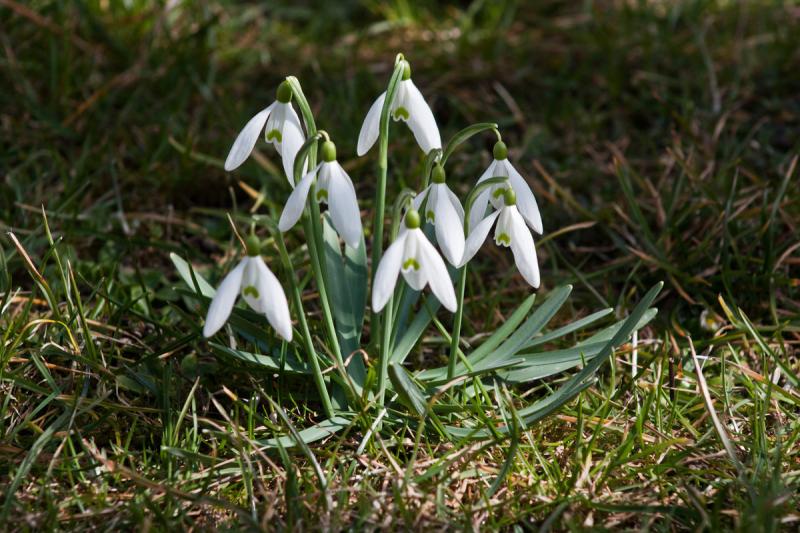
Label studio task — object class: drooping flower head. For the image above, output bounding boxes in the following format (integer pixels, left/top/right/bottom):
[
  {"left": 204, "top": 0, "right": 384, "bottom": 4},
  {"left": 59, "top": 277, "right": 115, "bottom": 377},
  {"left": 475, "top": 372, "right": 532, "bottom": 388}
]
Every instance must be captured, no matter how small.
[
  {"left": 411, "top": 163, "right": 465, "bottom": 266},
  {"left": 357, "top": 60, "right": 441, "bottom": 156},
  {"left": 372, "top": 209, "right": 457, "bottom": 312},
  {"left": 203, "top": 235, "right": 293, "bottom": 341},
  {"left": 278, "top": 139, "right": 362, "bottom": 248},
  {"left": 462, "top": 189, "right": 540, "bottom": 289},
  {"left": 469, "top": 140, "right": 543, "bottom": 235},
  {"left": 224, "top": 81, "right": 305, "bottom": 184}
]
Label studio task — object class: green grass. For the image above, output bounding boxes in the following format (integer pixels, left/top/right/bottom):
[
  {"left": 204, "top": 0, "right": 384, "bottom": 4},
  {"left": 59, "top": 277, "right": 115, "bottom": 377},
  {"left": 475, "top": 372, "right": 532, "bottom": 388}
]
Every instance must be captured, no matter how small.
[{"left": 2, "top": 0, "right": 799, "bottom": 530}]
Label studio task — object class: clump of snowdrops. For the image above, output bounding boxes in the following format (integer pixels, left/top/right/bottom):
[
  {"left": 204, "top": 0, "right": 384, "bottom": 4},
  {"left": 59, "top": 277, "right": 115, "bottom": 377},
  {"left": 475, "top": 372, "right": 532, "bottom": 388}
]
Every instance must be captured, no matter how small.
[{"left": 172, "top": 54, "right": 660, "bottom": 441}]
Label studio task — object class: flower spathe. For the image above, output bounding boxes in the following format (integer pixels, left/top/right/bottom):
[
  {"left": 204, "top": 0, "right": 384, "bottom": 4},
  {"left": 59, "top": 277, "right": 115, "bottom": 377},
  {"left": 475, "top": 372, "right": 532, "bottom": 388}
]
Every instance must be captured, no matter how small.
[
  {"left": 469, "top": 141, "right": 543, "bottom": 235},
  {"left": 203, "top": 249, "right": 293, "bottom": 341},
  {"left": 461, "top": 190, "right": 540, "bottom": 289},
  {"left": 224, "top": 82, "right": 305, "bottom": 185},
  {"left": 278, "top": 141, "right": 362, "bottom": 248},
  {"left": 372, "top": 210, "right": 457, "bottom": 312},
  {"left": 357, "top": 61, "right": 441, "bottom": 156},
  {"left": 411, "top": 166, "right": 465, "bottom": 266}
]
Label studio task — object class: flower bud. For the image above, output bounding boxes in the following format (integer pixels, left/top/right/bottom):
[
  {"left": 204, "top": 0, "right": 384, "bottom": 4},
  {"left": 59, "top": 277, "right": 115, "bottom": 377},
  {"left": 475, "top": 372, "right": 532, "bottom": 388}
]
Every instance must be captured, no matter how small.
[
  {"left": 405, "top": 209, "right": 421, "bottom": 229},
  {"left": 493, "top": 141, "right": 508, "bottom": 161},
  {"left": 276, "top": 81, "right": 293, "bottom": 103},
  {"left": 321, "top": 140, "right": 337, "bottom": 162},
  {"left": 431, "top": 164, "right": 446, "bottom": 184},
  {"left": 245, "top": 235, "right": 262, "bottom": 256},
  {"left": 503, "top": 188, "right": 517, "bottom": 206}
]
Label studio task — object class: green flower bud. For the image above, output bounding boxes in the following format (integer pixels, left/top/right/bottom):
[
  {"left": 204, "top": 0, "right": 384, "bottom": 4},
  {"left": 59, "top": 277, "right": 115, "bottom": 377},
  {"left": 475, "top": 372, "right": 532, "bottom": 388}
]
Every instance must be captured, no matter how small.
[
  {"left": 245, "top": 234, "right": 261, "bottom": 256},
  {"left": 321, "top": 140, "right": 337, "bottom": 162},
  {"left": 405, "top": 209, "right": 421, "bottom": 229},
  {"left": 493, "top": 141, "right": 508, "bottom": 161},
  {"left": 503, "top": 188, "right": 517, "bottom": 206},
  {"left": 402, "top": 61, "right": 411, "bottom": 81},
  {"left": 431, "top": 164, "right": 446, "bottom": 184},
  {"left": 276, "top": 81, "right": 292, "bottom": 103}
]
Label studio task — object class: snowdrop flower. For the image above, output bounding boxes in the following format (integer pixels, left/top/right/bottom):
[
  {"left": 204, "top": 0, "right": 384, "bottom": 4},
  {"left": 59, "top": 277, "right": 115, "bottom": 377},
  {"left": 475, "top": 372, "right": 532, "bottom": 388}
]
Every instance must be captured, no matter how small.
[
  {"left": 372, "top": 209, "right": 457, "bottom": 312},
  {"left": 411, "top": 164, "right": 465, "bottom": 266},
  {"left": 469, "top": 141, "right": 543, "bottom": 235},
  {"left": 224, "top": 81, "right": 305, "bottom": 184},
  {"left": 357, "top": 61, "right": 441, "bottom": 156},
  {"left": 203, "top": 235, "right": 293, "bottom": 341},
  {"left": 461, "top": 189, "right": 540, "bottom": 288},
  {"left": 278, "top": 140, "right": 362, "bottom": 248}
]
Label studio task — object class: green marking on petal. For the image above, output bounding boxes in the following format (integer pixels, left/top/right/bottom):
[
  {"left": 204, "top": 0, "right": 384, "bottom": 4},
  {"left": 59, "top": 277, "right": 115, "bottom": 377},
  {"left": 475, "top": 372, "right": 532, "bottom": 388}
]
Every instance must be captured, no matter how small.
[
  {"left": 243, "top": 285, "right": 260, "bottom": 298},
  {"left": 426, "top": 210, "right": 435, "bottom": 222},
  {"left": 496, "top": 233, "right": 511, "bottom": 245},
  {"left": 393, "top": 107, "right": 410, "bottom": 120},
  {"left": 316, "top": 189, "right": 328, "bottom": 202},
  {"left": 266, "top": 129, "right": 282, "bottom": 142},
  {"left": 402, "top": 258, "right": 421, "bottom": 271}
]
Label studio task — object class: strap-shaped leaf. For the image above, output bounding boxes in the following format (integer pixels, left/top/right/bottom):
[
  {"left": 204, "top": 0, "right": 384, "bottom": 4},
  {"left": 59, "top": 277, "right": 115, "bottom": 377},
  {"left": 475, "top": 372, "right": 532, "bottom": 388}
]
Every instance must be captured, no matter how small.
[
  {"left": 444, "top": 282, "right": 663, "bottom": 440},
  {"left": 389, "top": 363, "right": 428, "bottom": 417},
  {"left": 209, "top": 342, "right": 313, "bottom": 374},
  {"left": 171, "top": 252, "right": 214, "bottom": 297},
  {"left": 321, "top": 216, "right": 367, "bottom": 386},
  {"left": 257, "top": 415, "right": 352, "bottom": 449},
  {"left": 522, "top": 308, "right": 613, "bottom": 350}
]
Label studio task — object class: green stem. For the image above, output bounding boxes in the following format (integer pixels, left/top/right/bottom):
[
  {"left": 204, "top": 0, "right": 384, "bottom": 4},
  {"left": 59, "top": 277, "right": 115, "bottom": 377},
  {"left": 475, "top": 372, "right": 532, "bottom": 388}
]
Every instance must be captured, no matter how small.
[
  {"left": 373, "top": 59, "right": 408, "bottom": 405},
  {"left": 447, "top": 265, "right": 468, "bottom": 380},
  {"left": 446, "top": 176, "right": 510, "bottom": 380},
  {"left": 286, "top": 78, "right": 346, "bottom": 381},
  {"left": 275, "top": 233, "right": 334, "bottom": 418}
]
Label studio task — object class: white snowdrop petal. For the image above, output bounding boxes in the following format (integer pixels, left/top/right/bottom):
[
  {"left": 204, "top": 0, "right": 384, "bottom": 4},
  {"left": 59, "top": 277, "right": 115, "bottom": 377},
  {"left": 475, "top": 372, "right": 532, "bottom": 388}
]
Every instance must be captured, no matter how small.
[
  {"left": 253, "top": 257, "right": 293, "bottom": 341},
  {"left": 507, "top": 163, "right": 543, "bottom": 234},
  {"left": 433, "top": 184, "right": 465, "bottom": 266},
  {"left": 401, "top": 231, "right": 426, "bottom": 291},
  {"left": 417, "top": 232, "right": 457, "bottom": 312},
  {"left": 203, "top": 259, "right": 246, "bottom": 337},
  {"left": 328, "top": 162, "right": 363, "bottom": 248},
  {"left": 278, "top": 167, "right": 318, "bottom": 232},
  {"left": 462, "top": 210, "right": 500, "bottom": 266},
  {"left": 280, "top": 115, "right": 306, "bottom": 186},
  {"left": 357, "top": 92, "right": 386, "bottom": 156},
  {"left": 224, "top": 104, "right": 274, "bottom": 172},
  {"left": 372, "top": 232, "right": 406, "bottom": 312},
  {"left": 404, "top": 80, "right": 441, "bottom": 153},
  {"left": 468, "top": 189, "right": 492, "bottom": 232},
  {"left": 445, "top": 186, "right": 465, "bottom": 223},
  {"left": 508, "top": 208, "right": 540, "bottom": 288}
]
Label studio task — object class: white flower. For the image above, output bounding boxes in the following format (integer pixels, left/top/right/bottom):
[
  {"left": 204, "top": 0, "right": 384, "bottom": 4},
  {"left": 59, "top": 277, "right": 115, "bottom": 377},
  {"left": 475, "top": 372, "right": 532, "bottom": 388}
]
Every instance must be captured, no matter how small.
[
  {"left": 461, "top": 190, "right": 540, "bottom": 288},
  {"left": 278, "top": 141, "right": 362, "bottom": 248},
  {"left": 224, "top": 81, "right": 305, "bottom": 185},
  {"left": 357, "top": 62, "right": 441, "bottom": 156},
  {"left": 203, "top": 244, "right": 293, "bottom": 341},
  {"left": 469, "top": 141, "right": 543, "bottom": 235},
  {"left": 372, "top": 210, "right": 457, "bottom": 312},
  {"left": 411, "top": 165, "right": 465, "bottom": 266}
]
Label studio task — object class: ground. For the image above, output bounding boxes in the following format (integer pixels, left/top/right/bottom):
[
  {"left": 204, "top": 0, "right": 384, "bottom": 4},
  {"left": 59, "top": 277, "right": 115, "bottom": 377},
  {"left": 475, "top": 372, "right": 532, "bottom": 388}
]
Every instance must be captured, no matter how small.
[{"left": 1, "top": 1, "right": 799, "bottom": 530}]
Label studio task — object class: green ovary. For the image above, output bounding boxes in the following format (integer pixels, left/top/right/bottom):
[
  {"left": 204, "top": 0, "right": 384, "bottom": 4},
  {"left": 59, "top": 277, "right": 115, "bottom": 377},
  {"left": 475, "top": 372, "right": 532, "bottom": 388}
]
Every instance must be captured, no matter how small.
[
  {"left": 243, "top": 285, "right": 260, "bottom": 298},
  {"left": 496, "top": 233, "right": 511, "bottom": 245},
  {"left": 266, "top": 129, "right": 282, "bottom": 142},
  {"left": 393, "top": 107, "right": 409, "bottom": 120},
  {"left": 402, "top": 258, "right": 420, "bottom": 271},
  {"left": 492, "top": 187, "right": 507, "bottom": 199}
]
